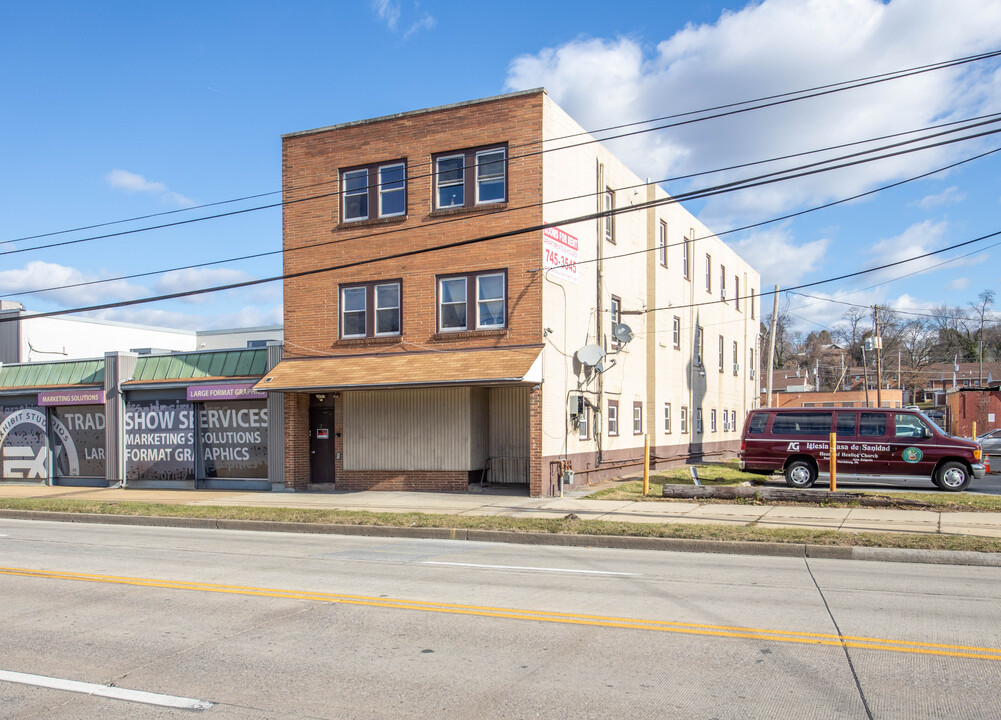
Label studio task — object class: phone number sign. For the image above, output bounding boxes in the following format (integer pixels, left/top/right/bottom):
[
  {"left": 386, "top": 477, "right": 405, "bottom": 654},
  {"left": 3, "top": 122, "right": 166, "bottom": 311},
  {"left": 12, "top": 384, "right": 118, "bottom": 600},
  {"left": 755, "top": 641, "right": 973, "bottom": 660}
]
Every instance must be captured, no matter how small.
[{"left": 543, "top": 227, "right": 579, "bottom": 284}]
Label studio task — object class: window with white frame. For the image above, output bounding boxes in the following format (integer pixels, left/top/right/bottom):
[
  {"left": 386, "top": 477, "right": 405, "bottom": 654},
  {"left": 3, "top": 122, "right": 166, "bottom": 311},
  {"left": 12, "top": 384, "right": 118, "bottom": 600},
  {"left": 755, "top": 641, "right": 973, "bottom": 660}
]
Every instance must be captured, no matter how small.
[
  {"left": 604, "top": 189, "right": 615, "bottom": 243},
  {"left": 696, "top": 408, "right": 703, "bottom": 434},
  {"left": 720, "top": 265, "right": 726, "bottom": 301},
  {"left": 342, "top": 168, "right": 369, "bottom": 221},
  {"left": 340, "top": 281, "right": 402, "bottom": 339},
  {"left": 705, "top": 254, "right": 712, "bottom": 294},
  {"left": 658, "top": 220, "right": 667, "bottom": 267},
  {"left": 680, "top": 406, "right": 688, "bottom": 433},
  {"left": 578, "top": 405, "right": 589, "bottom": 439},
  {"left": 673, "top": 316, "right": 681, "bottom": 349},
  {"left": 710, "top": 409, "right": 717, "bottom": 433},
  {"left": 695, "top": 326, "right": 704, "bottom": 366},
  {"left": 607, "top": 400, "right": 619, "bottom": 436},
  {"left": 750, "top": 348, "right": 756, "bottom": 379},
  {"left": 733, "top": 340, "right": 739, "bottom": 376},
  {"left": 610, "top": 295, "right": 622, "bottom": 347},
  {"left": 341, "top": 161, "right": 408, "bottom": 222},
  {"left": 437, "top": 271, "right": 506, "bottom": 332},
  {"left": 718, "top": 335, "right": 725, "bottom": 372},
  {"left": 682, "top": 238, "right": 689, "bottom": 279},
  {"left": 434, "top": 145, "right": 507, "bottom": 209},
  {"left": 734, "top": 276, "right": 741, "bottom": 310},
  {"left": 664, "top": 403, "right": 672, "bottom": 433},
  {"left": 633, "top": 402, "right": 643, "bottom": 435}
]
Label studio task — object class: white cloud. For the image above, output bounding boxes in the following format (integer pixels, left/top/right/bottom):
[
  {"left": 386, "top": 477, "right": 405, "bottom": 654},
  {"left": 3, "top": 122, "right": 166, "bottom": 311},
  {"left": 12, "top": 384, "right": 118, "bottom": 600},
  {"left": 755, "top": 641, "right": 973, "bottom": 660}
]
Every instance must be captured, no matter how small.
[
  {"left": 104, "top": 169, "right": 195, "bottom": 207},
  {"left": 916, "top": 185, "right": 966, "bottom": 208},
  {"left": 731, "top": 227, "right": 830, "bottom": 288},
  {"left": 0, "top": 260, "right": 145, "bottom": 306},
  {"left": 154, "top": 267, "right": 255, "bottom": 304},
  {"left": 371, "top": 0, "right": 435, "bottom": 38},
  {"left": 948, "top": 277, "right": 971, "bottom": 290},
  {"left": 505, "top": 0, "right": 1001, "bottom": 226}
]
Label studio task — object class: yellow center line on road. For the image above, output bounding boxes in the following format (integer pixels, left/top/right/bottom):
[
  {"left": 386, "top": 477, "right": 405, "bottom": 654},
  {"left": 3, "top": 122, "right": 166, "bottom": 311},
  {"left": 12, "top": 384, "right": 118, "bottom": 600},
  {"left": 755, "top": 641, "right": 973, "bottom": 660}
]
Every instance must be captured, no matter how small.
[{"left": 4, "top": 565, "right": 1001, "bottom": 662}]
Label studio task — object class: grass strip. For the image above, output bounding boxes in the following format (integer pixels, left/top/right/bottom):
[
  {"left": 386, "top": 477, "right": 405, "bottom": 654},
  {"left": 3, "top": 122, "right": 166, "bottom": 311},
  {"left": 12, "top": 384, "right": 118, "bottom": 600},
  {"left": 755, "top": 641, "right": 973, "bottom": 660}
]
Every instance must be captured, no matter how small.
[{"left": 2, "top": 497, "right": 1000, "bottom": 554}]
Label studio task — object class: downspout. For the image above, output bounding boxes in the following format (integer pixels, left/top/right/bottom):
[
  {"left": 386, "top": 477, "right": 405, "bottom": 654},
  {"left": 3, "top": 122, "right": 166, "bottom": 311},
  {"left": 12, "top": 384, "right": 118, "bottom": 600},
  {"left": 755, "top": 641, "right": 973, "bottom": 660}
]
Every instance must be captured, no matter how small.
[{"left": 596, "top": 160, "right": 605, "bottom": 465}]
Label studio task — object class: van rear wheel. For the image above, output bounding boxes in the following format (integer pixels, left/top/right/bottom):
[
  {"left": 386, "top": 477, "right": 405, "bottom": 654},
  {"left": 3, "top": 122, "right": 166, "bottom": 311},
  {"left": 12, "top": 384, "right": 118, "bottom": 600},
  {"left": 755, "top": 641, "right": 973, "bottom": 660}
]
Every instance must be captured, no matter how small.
[
  {"left": 785, "top": 459, "right": 817, "bottom": 489},
  {"left": 936, "top": 461, "right": 971, "bottom": 492}
]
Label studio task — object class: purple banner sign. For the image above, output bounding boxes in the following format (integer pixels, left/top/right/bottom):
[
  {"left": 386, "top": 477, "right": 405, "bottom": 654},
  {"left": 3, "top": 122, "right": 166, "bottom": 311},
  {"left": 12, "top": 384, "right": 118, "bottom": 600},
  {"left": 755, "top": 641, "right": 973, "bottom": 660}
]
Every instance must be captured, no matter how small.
[
  {"left": 186, "top": 383, "right": 267, "bottom": 402},
  {"left": 38, "top": 389, "right": 106, "bottom": 407}
]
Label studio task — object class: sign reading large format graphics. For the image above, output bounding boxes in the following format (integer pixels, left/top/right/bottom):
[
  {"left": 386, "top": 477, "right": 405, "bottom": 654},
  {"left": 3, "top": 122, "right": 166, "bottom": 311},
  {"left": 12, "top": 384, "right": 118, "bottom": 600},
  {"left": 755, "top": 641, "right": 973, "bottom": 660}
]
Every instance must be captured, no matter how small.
[
  {"left": 542, "top": 227, "right": 579, "bottom": 283},
  {"left": 0, "top": 403, "right": 106, "bottom": 479},
  {"left": 125, "top": 399, "right": 196, "bottom": 482},
  {"left": 187, "top": 384, "right": 267, "bottom": 401},
  {"left": 199, "top": 401, "right": 268, "bottom": 478}
]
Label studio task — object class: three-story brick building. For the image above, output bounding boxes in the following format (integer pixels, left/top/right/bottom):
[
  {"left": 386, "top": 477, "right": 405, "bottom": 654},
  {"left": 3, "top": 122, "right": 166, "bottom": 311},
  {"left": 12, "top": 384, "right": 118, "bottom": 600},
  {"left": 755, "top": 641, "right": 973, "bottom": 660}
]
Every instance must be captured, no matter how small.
[{"left": 258, "top": 89, "right": 760, "bottom": 496}]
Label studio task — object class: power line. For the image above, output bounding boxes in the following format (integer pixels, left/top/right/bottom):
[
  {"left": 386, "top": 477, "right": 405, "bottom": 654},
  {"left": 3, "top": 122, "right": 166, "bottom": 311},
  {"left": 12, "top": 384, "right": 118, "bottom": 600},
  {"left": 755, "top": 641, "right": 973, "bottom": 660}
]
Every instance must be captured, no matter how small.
[{"left": 8, "top": 48, "right": 1001, "bottom": 247}]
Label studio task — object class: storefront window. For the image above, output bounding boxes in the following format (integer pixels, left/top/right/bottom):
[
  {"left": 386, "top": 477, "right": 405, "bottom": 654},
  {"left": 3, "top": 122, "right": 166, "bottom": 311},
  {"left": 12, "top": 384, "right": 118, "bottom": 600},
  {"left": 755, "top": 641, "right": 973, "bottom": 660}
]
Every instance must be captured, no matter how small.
[
  {"left": 125, "top": 399, "right": 196, "bottom": 482},
  {"left": 50, "top": 405, "right": 106, "bottom": 478},
  {"left": 199, "top": 401, "right": 268, "bottom": 479}
]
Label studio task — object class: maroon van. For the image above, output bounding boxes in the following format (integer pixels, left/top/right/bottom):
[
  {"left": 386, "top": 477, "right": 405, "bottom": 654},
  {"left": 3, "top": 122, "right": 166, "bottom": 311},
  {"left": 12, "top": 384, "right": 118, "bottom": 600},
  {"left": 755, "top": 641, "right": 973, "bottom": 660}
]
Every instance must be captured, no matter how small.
[{"left": 739, "top": 407, "right": 985, "bottom": 491}]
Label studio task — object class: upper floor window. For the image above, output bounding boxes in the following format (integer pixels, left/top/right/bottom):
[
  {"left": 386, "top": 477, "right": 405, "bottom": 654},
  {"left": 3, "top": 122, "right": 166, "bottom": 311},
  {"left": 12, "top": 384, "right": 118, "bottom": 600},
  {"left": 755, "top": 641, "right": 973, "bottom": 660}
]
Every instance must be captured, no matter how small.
[
  {"left": 610, "top": 295, "right": 622, "bottom": 347},
  {"left": 705, "top": 254, "right": 712, "bottom": 294},
  {"left": 734, "top": 276, "right": 741, "bottom": 310},
  {"left": 603, "top": 189, "right": 615, "bottom": 243},
  {"left": 341, "top": 161, "right": 407, "bottom": 223},
  {"left": 437, "top": 270, "right": 506, "bottom": 332},
  {"left": 658, "top": 220, "right": 667, "bottom": 267},
  {"left": 751, "top": 289, "right": 756, "bottom": 319},
  {"left": 720, "top": 265, "right": 726, "bottom": 301},
  {"left": 672, "top": 316, "right": 681, "bottom": 349},
  {"left": 718, "top": 335, "right": 725, "bottom": 372},
  {"left": 434, "top": 146, "right": 506, "bottom": 210},
  {"left": 682, "top": 238, "right": 690, "bottom": 279},
  {"left": 340, "top": 281, "right": 401, "bottom": 339},
  {"left": 733, "top": 340, "right": 739, "bottom": 376}
]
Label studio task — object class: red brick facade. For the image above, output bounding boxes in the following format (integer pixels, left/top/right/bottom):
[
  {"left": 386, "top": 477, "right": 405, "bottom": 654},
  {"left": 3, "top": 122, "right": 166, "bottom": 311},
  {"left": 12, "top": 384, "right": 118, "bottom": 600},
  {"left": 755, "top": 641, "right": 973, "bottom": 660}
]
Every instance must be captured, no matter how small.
[{"left": 280, "top": 91, "right": 547, "bottom": 495}]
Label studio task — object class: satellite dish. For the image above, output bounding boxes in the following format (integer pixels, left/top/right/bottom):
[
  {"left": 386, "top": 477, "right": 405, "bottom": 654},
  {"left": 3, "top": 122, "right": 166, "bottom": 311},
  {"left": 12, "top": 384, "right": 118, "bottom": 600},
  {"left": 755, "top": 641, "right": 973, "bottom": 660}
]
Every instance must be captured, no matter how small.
[
  {"left": 576, "top": 344, "right": 606, "bottom": 367},
  {"left": 612, "top": 323, "right": 634, "bottom": 344}
]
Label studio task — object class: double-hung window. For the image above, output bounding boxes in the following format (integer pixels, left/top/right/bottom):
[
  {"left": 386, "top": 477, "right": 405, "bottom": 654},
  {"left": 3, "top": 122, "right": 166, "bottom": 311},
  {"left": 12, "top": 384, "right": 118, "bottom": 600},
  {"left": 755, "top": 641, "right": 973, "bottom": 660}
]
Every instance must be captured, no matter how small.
[
  {"left": 664, "top": 403, "right": 672, "bottom": 433},
  {"left": 437, "top": 271, "right": 506, "bottom": 332},
  {"left": 342, "top": 160, "right": 408, "bottom": 222},
  {"left": 734, "top": 276, "right": 741, "bottom": 310},
  {"left": 672, "top": 316, "right": 681, "bottom": 349},
  {"left": 733, "top": 341, "right": 739, "bottom": 376},
  {"left": 578, "top": 405, "right": 589, "bottom": 439},
  {"left": 706, "top": 254, "right": 712, "bottom": 294},
  {"left": 607, "top": 400, "right": 619, "bottom": 436},
  {"left": 718, "top": 335, "right": 724, "bottom": 372},
  {"left": 681, "top": 406, "right": 689, "bottom": 434},
  {"left": 682, "top": 239, "right": 690, "bottom": 279},
  {"left": 720, "top": 265, "right": 726, "bottom": 301},
  {"left": 434, "top": 145, "right": 507, "bottom": 209},
  {"left": 710, "top": 409, "right": 717, "bottom": 433},
  {"left": 696, "top": 408, "right": 703, "bottom": 434},
  {"left": 603, "top": 189, "right": 615, "bottom": 243},
  {"left": 658, "top": 220, "right": 667, "bottom": 266},
  {"left": 340, "top": 281, "right": 401, "bottom": 339},
  {"left": 633, "top": 402, "right": 643, "bottom": 435}
]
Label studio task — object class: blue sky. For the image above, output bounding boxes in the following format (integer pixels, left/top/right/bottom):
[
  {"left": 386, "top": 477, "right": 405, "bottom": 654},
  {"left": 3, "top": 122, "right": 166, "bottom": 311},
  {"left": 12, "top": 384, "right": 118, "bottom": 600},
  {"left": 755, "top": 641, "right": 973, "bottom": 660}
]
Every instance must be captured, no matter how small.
[{"left": 2, "top": 0, "right": 1000, "bottom": 335}]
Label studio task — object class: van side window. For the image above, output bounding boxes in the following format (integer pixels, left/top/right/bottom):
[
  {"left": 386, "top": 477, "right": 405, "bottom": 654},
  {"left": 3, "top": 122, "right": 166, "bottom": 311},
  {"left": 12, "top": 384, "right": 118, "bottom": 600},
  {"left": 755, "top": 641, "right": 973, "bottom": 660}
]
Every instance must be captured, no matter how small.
[
  {"left": 747, "top": 413, "right": 768, "bottom": 434},
  {"left": 859, "top": 413, "right": 887, "bottom": 437},
  {"left": 772, "top": 412, "right": 832, "bottom": 436},
  {"left": 895, "top": 414, "right": 928, "bottom": 438},
  {"left": 836, "top": 413, "right": 857, "bottom": 437}
]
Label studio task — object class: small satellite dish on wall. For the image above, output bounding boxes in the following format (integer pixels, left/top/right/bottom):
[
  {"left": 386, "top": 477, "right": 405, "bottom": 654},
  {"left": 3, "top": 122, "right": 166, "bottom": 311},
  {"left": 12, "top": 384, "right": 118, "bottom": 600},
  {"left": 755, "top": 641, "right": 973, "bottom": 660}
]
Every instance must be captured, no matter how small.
[
  {"left": 576, "top": 344, "right": 606, "bottom": 368},
  {"left": 612, "top": 323, "right": 634, "bottom": 344}
]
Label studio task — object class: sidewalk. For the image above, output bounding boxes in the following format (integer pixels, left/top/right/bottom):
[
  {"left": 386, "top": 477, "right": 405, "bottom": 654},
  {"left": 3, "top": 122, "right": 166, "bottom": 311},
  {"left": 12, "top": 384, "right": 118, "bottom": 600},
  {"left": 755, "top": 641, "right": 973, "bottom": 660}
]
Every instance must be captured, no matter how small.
[{"left": 3, "top": 482, "right": 1001, "bottom": 540}]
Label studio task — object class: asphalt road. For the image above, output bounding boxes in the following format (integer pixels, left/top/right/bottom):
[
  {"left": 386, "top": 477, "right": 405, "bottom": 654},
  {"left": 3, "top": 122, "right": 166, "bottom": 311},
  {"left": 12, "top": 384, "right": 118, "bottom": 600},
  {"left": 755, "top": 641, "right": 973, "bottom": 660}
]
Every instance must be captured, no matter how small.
[{"left": 2, "top": 519, "right": 1001, "bottom": 719}]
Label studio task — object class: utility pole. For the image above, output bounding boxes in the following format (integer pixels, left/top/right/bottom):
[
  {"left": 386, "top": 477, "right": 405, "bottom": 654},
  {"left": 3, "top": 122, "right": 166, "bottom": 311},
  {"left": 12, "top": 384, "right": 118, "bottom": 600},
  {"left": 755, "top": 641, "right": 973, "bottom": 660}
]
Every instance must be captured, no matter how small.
[
  {"left": 874, "top": 306, "right": 883, "bottom": 408},
  {"left": 765, "top": 285, "right": 779, "bottom": 407}
]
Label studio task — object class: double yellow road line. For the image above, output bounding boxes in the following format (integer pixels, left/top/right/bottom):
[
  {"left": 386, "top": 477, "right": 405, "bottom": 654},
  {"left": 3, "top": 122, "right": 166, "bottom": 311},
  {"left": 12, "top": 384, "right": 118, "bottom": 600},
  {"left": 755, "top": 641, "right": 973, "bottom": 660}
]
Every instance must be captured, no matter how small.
[{"left": 4, "top": 565, "right": 1000, "bottom": 662}]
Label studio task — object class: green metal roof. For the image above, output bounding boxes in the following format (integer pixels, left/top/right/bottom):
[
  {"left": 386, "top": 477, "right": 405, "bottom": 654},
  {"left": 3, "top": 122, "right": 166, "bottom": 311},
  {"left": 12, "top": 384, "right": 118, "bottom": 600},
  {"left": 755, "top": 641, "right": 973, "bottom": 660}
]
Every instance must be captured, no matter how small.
[
  {"left": 0, "top": 360, "right": 105, "bottom": 389},
  {"left": 131, "top": 349, "right": 268, "bottom": 383}
]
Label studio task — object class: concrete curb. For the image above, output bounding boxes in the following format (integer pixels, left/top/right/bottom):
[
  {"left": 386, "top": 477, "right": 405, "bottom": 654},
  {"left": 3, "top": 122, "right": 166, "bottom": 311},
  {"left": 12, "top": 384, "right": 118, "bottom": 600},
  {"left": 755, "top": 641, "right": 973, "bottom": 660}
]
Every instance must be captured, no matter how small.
[{"left": 3, "top": 508, "right": 1000, "bottom": 567}]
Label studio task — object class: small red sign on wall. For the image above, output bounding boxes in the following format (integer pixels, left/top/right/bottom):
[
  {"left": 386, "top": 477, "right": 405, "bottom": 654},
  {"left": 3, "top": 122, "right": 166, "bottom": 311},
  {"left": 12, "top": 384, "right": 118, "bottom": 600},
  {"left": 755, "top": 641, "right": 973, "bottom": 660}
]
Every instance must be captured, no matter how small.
[{"left": 316, "top": 428, "right": 329, "bottom": 439}]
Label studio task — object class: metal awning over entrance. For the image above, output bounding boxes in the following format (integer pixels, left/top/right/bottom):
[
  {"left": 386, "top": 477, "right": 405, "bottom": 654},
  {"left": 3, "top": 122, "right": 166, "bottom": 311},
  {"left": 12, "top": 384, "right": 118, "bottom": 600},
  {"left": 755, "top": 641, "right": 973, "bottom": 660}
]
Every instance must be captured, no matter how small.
[{"left": 254, "top": 346, "right": 543, "bottom": 392}]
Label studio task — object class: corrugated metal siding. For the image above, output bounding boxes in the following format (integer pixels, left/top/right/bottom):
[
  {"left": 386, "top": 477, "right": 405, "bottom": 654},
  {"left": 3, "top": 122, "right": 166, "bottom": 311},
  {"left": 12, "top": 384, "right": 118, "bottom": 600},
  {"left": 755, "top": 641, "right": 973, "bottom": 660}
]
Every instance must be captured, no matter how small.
[
  {"left": 344, "top": 388, "right": 474, "bottom": 471},
  {"left": 487, "top": 387, "right": 530, "bottom": 484}
]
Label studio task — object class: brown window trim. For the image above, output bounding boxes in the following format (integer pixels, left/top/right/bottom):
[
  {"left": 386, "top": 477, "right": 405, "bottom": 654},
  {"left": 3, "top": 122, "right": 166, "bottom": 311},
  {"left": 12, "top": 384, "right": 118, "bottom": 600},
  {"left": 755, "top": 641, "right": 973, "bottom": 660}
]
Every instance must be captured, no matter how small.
[
  {"left": 340, "top": 159, "right": 408, "bottom": 224},
  {"left": 633, "top": 401, "right": 643, "bottom": 435},
  {"left": 607, "top": 399, "right": 619, "bottom": 437},
  {"left": 339, "top": 279, "right": 402, "bottom": 340},
  {"left": 433, "top": 144, "right": 508, "bottom": 211},
  {"left": 436, "top": 269, "right": 508, "bottom": 333}
]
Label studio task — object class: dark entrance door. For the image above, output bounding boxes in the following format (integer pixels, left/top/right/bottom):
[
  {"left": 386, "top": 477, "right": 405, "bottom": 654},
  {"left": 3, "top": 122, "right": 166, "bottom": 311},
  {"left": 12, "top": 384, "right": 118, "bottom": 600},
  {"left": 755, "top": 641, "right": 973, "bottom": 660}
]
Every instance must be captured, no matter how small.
[{"left": 309, "top": 406, "right": 336, "bottom": 483}]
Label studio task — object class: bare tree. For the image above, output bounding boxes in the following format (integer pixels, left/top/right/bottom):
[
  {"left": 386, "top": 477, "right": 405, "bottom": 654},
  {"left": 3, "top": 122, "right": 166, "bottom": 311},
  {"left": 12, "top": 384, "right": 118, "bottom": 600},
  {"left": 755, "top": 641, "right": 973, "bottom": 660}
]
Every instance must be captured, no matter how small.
[{"left": 969, "top": 290, "right": 996, "bottom": 384}]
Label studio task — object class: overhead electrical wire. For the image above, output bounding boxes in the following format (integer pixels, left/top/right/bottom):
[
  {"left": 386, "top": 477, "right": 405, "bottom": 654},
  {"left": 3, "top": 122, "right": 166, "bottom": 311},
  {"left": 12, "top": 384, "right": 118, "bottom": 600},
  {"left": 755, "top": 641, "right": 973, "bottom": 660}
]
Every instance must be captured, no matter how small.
[{"left": 7, "top": 48, "right": 1000, "bottom": 247}]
